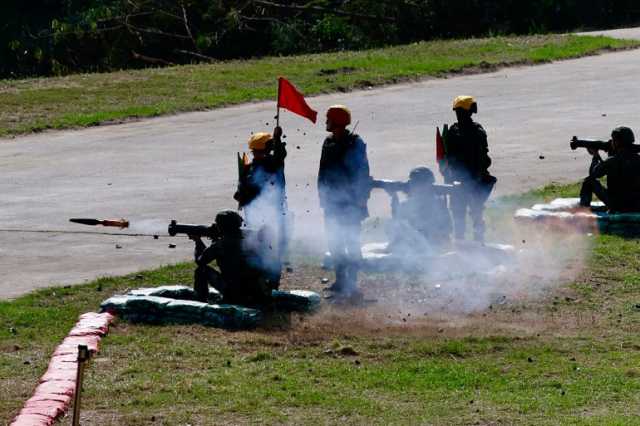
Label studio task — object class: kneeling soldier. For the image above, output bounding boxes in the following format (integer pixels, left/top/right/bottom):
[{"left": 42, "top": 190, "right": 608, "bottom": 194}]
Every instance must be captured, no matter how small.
[
  {"left": 580, "top": 126, "right": 640, "bottom": 212},
  {"left": 191, "top": 210, "right": 272, "bottom": 307}
]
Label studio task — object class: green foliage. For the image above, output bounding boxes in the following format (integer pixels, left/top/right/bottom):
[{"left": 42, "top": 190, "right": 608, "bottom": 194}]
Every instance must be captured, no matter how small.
[
  {"left": 2, "top": 0, "right": 640, "bottom": 78},
  {"left": 0, "top": 34, "right": 635, "bottom": 137}
]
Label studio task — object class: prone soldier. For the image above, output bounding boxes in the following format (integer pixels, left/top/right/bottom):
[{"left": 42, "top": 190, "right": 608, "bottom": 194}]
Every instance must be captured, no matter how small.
[
  {"left": 318, "top": 105, "right": 371, "bottom": 299},
  {"left": 373, "top": 167, "right": 453, "bottom": 253},
  {"left": 189, "top": 210, "right": 273, "bottom": 307},
  {"left": 440, "top": 96, "right": 496, "bottom": 242},
  {"left": 579, "top": 126, "right": 640, "bottom": 212}
]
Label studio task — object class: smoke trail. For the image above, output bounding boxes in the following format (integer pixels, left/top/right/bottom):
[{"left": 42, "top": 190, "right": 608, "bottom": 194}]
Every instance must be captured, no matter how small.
[{"left": 128, "top": 219, "right": 171, "bottom": 235}]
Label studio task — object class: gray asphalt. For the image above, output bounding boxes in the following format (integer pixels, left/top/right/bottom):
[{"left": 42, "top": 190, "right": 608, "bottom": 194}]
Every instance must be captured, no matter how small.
[{"left": 2, "top": 29, "right": 640, "bottom": 299}]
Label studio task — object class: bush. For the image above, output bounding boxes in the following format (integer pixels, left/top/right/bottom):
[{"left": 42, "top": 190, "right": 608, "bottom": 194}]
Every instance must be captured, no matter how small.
[{"left": 2, "top": 0, "right": 640, "bottom": 78}]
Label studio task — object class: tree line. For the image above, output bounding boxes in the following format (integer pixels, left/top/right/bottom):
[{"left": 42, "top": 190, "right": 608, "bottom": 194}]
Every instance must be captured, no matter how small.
[{"left": 2, "top": 0, "right": 639, "bottom": 78}]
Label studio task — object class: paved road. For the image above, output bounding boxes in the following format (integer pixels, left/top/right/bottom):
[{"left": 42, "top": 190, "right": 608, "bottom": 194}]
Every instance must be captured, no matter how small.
[
  {"left": 2, "top": 30, "right": 640, "bottom": 299},
  {"left": 577, "top": 27, "right": 640, "bottom": 39}
]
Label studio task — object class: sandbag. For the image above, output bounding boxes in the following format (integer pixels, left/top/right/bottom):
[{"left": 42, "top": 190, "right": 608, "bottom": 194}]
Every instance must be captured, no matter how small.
[
  {"left": 530, "top": 198, "right": 605, "bottom": 212},
  {"left": 33, "top": 381, "right": 75, "bottom": 397},
  {"left": 100, "top": 295, "right": 263, "bottom": 329},
  {"left": 128, "top": 285, "right": 222, "bottom": 303},
  {"left": 272, "top": 290, "right": 321, "bottom": 313},
  {"left": 515, "top": 198, "right": 640, "bottom": 233},
  {"left": 19, "top": 403, "right": 66, "bottom": 419},
  {"left": 10, "top": 413, "right": 54, "bottom": 426}
]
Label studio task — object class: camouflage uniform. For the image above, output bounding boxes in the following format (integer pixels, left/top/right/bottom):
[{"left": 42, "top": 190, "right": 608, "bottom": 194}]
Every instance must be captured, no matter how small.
[
  {"left": 234, "top": 135, "right": 288, "bottom": 283},
  {"left": 318, "top": 131, "right": 370, "bottom": 294},
  {"left": 193, "top": 213, "right": 271, "bottom": 307},
  {"left": 391, "top": 174, "right": 452, "bottom": 250},
  {"left": 580, "top": 146, "right": 640, "bottom": 213},
  {"left": 442, "top": 121, "right": 495, "bottom": 241}
]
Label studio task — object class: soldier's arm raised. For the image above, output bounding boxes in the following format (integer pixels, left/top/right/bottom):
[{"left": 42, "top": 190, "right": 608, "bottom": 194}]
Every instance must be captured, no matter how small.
[{"left": 272, "top": 126, "right": 287, "bottom": 162}]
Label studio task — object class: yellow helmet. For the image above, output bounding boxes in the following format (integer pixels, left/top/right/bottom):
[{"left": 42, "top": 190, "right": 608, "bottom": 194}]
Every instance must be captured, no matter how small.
[
  {"left": 453, "top": 96, "right": 477, "bottom": 111},
  {"left": 248, "top": 132, "right": 272, "bottom": 151},
  {"left": 327, "top": 105, "right": 351, "bottom": 127}
]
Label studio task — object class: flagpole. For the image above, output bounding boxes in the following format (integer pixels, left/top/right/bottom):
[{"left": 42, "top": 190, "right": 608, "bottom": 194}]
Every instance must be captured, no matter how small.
[{"left": 276, "top": 78, "right": 281, "bottom": 127}]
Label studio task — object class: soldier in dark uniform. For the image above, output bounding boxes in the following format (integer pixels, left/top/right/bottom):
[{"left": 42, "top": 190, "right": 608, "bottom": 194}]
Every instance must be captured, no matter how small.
[
  {"left": 441, "top": 96, "right": 496, "bottom": 242},
  {"left": 234, "top": 127, "right": 288, "bottom": 283},
  {"left": 385, "top": 167, "right": 452, "bottom": 253},
  {"left": 580, "top": 126, "right": 640, "bottom": 212},
  {"left": 190, "top": 210, "right": 272, "bottom": 307},
  {"left": 318, "top": 105, "right": 371, "bottom": 298},
  {"left": 234, "top": 127, "right": 287, "bottom": 215}
]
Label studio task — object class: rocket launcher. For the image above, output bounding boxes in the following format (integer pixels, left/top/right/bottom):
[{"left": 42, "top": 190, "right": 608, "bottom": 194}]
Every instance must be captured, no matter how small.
[{"left": 570, "top": 136, "right": 640, "bottom": 154}]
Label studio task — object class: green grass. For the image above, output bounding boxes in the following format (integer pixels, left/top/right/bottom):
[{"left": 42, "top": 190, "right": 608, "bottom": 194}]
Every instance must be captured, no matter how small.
[
  {"left": 0, "top": 34, "right": 637, "bottom": 138},
  {"left": 2, "top": 182, "right": 640, "bottom": 424}
]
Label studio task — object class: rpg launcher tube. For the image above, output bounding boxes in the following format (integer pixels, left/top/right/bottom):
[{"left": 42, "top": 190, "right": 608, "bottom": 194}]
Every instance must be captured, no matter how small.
[
  {"left": 570, "top": 137, "right": 612, "bottom": 152},
  {"left": 371, "top": 179, "right": 458, "bottom": 195},
  {"left": 370, "top": 179, "right": 408, "bottom": 193},
  {"left": 168, "top": 220, "right": 219, "bottom": 239},
  {"left": 69, "top": 218, "right": 129, "bottom": 228},
  {"left": 570, "top": 137, "right": 640, "bottom": 154}
]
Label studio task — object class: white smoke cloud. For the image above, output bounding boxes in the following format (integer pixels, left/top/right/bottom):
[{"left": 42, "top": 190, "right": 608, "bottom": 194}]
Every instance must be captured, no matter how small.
[{"left": 239, "top": 151, "right": 588, "bottom": 319}]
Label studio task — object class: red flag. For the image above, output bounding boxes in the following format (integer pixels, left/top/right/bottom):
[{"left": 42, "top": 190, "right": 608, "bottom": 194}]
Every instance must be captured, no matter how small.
[
  {"left": 277, "top": 77, "right": 317, "bottom": 123},
  {"left": 436, "top": 127, "right": 445, "bottom": 162}
]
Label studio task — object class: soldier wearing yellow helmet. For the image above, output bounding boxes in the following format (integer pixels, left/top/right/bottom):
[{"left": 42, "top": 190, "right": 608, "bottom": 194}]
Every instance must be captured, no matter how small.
[
  {"left": 441, "top": 96, "right": 496, "bottom": 242},
  {"left": 235, "top": 126, "right": 287, "bottom": 209},
  {"left": 234, "top": 125, "right": 289, "bottom": 286},
  {"left": 318, "top": 105, "right": 371, "bottom": 300}
]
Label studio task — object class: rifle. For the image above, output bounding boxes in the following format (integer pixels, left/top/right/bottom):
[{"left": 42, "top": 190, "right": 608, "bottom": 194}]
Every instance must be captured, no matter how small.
[
  {"left": 168, "top": 220, "right": 220, "bottom": 239},
  {"left": 570, "top": 136, "right": 640, "bottom": 154}
]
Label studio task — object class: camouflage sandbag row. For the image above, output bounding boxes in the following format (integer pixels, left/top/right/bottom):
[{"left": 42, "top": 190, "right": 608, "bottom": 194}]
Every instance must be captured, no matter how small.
[
  {"left": 128, "top": 286, "right": 322, "bottom": 313},
  {"left": 100, "top": 295, "right": 263, "bottom": 329}
]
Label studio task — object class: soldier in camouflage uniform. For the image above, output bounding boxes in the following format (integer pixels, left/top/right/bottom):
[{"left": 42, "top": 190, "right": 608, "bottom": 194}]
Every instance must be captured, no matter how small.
[
  {"left": 318, "top": 105, "right": 371, "bottom": 298},
  {"left": 580, "top": 126, "right": 640, "bottom": 212},
  {"left": 234, "top": 127, "right": 289, "bottom": 284},
  {"left": 385, "top": 166, "right": 452, "bottom": 253},
  {"left": 441, "top": 96, "right": 496, "bottom": 242},
  {"left": 190, "top": 210, "right": 272, "bottom": 307}
]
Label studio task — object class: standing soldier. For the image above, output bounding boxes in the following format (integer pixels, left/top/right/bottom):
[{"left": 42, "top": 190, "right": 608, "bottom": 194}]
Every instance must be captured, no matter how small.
[
  {"left": 234, "top": 126, "right": 288, "bottom": 285},
  {"left": 318, "top": 105, "right": 371, "bottom": 299},
  {"left": 579, "top": 126, "right": 640, "bottom": 212},
  {"left": 441, "top": 96, "right": 496, "bottom": 242}
]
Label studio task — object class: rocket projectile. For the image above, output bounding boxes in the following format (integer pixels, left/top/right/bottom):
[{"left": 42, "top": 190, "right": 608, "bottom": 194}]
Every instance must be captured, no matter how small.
[
  {"left": 69, "top": 218, "right": 129, "bottom": 229},
  {"left": 70, "top": 218, "right": 101, "bottom": 226}
]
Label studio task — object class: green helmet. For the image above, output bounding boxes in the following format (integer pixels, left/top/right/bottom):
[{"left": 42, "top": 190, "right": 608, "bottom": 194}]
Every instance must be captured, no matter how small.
[
  {"left": 408, "top": 166, "right": 435, "bottom": 185},
  {"left": 611, "top": 126, "right": 635, "bottom": 146},
  {"left": 215, "top": 210, "right": 243, "bottom": 232}
]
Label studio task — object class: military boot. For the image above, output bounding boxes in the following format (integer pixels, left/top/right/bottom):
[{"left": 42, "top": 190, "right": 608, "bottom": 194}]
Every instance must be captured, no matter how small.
[{"left": 325, "top": 263, "right": 347, "bottom": 293}]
